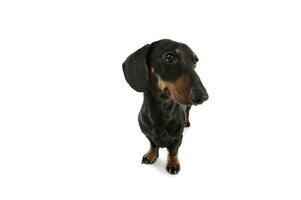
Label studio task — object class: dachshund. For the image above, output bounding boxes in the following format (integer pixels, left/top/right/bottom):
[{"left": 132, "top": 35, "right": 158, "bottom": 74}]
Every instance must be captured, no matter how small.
[{"left": 122, "top": 39, "right": 208, "bottom": 174}]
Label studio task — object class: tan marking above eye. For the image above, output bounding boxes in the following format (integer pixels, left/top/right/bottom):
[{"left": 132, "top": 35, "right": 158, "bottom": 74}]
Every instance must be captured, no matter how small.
[{"left": 175, "top": 48, "right": 180, "bottom": 54}]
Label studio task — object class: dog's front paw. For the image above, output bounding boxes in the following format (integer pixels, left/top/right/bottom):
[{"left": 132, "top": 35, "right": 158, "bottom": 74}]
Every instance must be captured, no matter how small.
[
  {"left": 166, "top": 155, "right": 180, "bottom": 174},
  {"left": 141, "top": 149, "right": 159, "bottom": 164}
]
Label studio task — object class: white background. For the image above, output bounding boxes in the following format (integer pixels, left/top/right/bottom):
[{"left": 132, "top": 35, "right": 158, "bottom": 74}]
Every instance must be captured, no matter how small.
[{"left": 0, "top": 0, "right": 300, "bottom": 199}]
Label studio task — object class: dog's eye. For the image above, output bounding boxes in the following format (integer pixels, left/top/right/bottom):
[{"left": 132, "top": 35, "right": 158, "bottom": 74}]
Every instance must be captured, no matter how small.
[
  {"left": 163, "top": 52, "right": 176, "bottom": 64},
  {"left": 192, "top": 57, "right": 198, "bottom": 64}
]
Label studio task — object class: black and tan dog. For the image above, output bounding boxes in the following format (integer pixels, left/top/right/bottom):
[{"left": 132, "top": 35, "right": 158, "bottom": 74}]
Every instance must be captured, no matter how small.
[{"left": 122, "top": 39, "right": 208, "bottom": 174}]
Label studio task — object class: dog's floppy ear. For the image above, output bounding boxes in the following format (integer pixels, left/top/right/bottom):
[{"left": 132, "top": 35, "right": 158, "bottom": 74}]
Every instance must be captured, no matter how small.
[{"left": 122, "top": 44, "right": 150, "bottom": 92}]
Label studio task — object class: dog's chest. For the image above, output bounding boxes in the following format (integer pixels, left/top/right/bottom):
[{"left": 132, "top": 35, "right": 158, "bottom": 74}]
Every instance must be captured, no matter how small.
[{"left": 138, "top": 100, "right": 184, "bottom": 146}]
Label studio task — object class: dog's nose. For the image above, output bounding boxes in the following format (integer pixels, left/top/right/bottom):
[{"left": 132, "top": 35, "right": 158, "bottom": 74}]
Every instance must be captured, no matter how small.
[
  {"left": 191, "top": 93, "right": 209, "bottom": 104},
  {"left": 202, "top": 93, "right": 209, "bottom": 101}
]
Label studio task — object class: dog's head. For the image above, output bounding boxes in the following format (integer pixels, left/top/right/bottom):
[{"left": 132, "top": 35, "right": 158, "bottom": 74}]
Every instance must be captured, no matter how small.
[{"left": 122, "top": 39, "right": 208, "bottom": 105}]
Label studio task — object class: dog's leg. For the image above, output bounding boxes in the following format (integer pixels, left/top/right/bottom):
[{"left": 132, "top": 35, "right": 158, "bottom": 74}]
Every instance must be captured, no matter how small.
[
  {"left": 184, "top": 106, "right": 191, "bottom": 127},
  {"left": 142, "top": 140, "right": 159, "bottom": 164},
  {"left": 166, "top": 153, "right": 180, "bottom": 175},
  {"left": 166, "top": 139, "right": 182, "bottom": 174}
]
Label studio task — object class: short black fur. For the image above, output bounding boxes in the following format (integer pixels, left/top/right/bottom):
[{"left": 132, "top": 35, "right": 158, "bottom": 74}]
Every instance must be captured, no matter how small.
[{"left": 122, "top": 39, "right": 208, "bottom": 174}]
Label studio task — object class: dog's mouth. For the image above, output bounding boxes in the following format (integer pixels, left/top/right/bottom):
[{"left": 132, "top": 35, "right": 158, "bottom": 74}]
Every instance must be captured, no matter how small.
[
  {"left": 162, "top": 87, "right": 192, "bottom": 106},
  {"left": 158, "top": 76, "right": 192, "bottom": 106}
]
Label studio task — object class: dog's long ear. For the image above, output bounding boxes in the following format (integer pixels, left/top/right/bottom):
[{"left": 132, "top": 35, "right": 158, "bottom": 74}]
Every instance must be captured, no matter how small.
[{"left": 122, "top": 44, "right": 150, "bottom": 92}]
